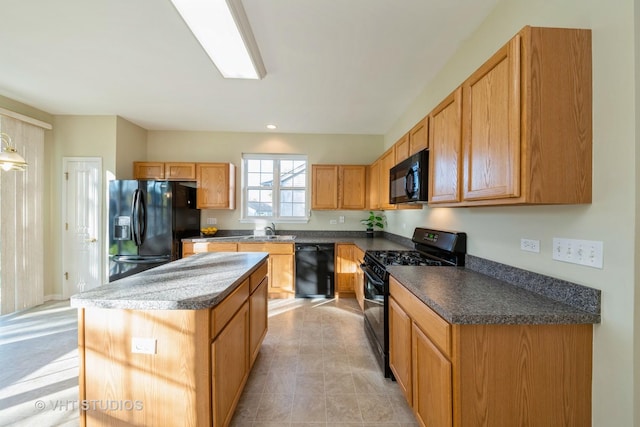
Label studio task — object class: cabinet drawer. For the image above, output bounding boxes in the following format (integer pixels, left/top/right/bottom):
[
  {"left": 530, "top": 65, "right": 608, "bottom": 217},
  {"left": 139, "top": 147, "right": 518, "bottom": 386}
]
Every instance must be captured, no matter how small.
[
  {"left": 211, "top": 279, "right": 249, "bottom": 340},
  {"left": 389, "top": 276, "right": 451, "bottom": 357},
  {"left": 250, "top": 261, "right": 269, "bottom": 293},
  {"left": 237, "top": 243, "right": 294, "bottom": 254}
]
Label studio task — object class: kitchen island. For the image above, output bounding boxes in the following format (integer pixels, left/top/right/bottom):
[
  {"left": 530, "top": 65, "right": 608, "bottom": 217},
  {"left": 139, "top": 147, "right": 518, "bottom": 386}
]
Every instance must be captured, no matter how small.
[{"left": 70, "top": 252, "right": 269, "bottom": 427}]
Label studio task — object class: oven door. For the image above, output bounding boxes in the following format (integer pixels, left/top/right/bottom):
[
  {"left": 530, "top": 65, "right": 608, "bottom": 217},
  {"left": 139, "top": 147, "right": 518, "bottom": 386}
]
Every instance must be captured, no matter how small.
[{"left": 361, "top": 265, "right": 386, "bottom": 356}]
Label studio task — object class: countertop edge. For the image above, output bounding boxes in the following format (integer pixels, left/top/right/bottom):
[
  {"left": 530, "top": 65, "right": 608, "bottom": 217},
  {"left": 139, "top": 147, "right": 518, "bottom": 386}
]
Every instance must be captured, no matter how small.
[{"left": 71, "top": 252, "right": 268, "bottom": 311}]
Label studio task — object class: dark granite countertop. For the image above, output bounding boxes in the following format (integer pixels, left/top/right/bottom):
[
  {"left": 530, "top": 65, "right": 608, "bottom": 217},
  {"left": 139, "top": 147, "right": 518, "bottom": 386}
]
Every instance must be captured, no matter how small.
[
  {"left": 182, "top": 234, "right": 410, "bottom": 252},
  {"left": 387, "top": 266, "right": 601, "bottom": 325},
  {"left": 70, "top": 252, "right": 268, "bottom": 310}
]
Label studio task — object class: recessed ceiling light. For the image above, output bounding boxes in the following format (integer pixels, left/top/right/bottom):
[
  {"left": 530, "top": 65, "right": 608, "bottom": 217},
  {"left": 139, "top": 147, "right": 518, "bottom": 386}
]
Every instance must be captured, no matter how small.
[
  {"left": 266, "top": 124, "right": 277, "bottom": 130},
  {"left": 170, "top": 0, "right": 266, "bottom": 80}
]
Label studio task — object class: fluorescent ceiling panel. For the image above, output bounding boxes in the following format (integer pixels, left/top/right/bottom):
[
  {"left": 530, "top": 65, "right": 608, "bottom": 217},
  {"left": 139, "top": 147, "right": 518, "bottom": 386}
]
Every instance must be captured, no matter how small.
[{"left": 171, "top": 0, "right": 266, "bottom": 79}]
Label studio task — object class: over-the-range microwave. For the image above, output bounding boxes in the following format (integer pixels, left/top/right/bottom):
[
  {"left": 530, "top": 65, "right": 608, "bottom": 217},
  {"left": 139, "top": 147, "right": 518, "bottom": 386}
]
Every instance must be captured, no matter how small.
[{"left": 389, "top": 149, "right": 429, "bottom": 204}]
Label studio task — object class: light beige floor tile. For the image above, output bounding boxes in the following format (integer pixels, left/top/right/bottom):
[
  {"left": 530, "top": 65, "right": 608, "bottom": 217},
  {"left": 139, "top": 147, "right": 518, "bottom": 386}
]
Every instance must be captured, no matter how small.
[
  {"left": 325, "top": 394, "right": 363, "bottom": 422},
  {"left": 291, "top": 393, "right": 327, "bottom": 422}
]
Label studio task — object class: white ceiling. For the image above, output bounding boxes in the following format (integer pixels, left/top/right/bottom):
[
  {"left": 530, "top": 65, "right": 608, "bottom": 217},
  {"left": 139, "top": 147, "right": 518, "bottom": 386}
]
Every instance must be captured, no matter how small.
[{"left": 0, "top": 0, "right": 499, "bottom": 135}]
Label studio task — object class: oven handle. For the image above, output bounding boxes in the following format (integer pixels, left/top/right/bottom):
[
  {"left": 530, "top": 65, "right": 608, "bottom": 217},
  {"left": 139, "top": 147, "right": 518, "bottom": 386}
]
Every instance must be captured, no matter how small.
[{"left": 360, "top": 264, "right": 385, "bottom": 287}]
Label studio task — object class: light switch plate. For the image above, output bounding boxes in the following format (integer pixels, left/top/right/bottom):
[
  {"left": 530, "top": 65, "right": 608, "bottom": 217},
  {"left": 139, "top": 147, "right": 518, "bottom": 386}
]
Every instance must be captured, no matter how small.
[{"left": 552, "top": 238, "right": 604, "bottom": 269}]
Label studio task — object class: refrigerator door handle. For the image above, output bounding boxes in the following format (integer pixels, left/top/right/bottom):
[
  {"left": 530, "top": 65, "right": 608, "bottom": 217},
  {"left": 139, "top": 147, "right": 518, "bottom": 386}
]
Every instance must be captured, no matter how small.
[
  {"left": 138, "top": 189, "right": 147, "bottom": 245},
  {"left": 131, "top": 189, "right": 147, "bottom": 246},
  {"left": 131, "top": 189, "right": 141, "bottom": 246}
]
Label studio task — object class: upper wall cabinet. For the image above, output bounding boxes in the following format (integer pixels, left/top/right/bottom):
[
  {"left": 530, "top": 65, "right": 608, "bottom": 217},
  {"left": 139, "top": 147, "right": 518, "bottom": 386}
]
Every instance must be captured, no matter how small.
[
  {"left": 394, "top": 117, "right": 429, "bottom": 165},
  {"left": 311, "top": 164, "right": 367, "bottom": 210},
  {"left": 133, "top": 162, "right": 196, "bottom": 181},
  {"left": 196, "top": 163, "right": 236, "bottom": 209},
  {"left": 458, "top": 26, "right": 592, "bottom": 206},
  {"left": 429, "top": 87, "right": 462, "bottom": 204}
]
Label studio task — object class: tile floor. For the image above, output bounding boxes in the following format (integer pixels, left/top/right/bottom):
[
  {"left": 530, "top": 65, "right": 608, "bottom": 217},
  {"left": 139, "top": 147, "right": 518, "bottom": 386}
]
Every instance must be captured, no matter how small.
[
  {"left": 231, "top": 298, "right": 417, "bottom": 426},
  {"left": 0, "top": 298, "right": 417, "bottom": 427}
]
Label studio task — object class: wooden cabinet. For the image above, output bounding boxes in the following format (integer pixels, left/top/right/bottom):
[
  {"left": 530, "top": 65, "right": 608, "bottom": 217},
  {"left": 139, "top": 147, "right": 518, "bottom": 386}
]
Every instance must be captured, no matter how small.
[
  {"left": 353, "top": 246, "right": 365, "bottom": 310},
  {"left": 249, "top": 268, "right": 268, "bottom": 365},
  {"left": 458, "top": 26, "right": 592, "bottom": 206},
  {"left": 412, "top": 322, "right": 452, "bottom": 427},
  {"left": 78, "top": 260, "right": 268, "bottom": 427},
  {"left": 183, "top": 242, "right": 237, "bottom": 257},
  {"left": 335, "top": 243, "right": 357, "bottom": 296},
  {"left": 378, "top": 147, "right": 395, "bottom": 210},
  {"left": 212, "top": 298, "right": 250, "bottom": 427},
  {"left": 311, "top": 164, "right": 366, "bottom": 210},
  {"left": 183, "top": 241, "right": 293, "bottom": 297},
  {"left": 133, "top": 161, "right": 196, "bottom": 180},
  {"left": 389, "top": 297, "right": 412, "bottom": 402},
  {"left": 366, "top": 160, "right": 380, "bottom": 210},
  {"left": 394, "top": 133, "right": 410, "bottom": 163},
  {"left": 408, "top": 116, "right": 429, "bottom": 155},
  {"left": 196, "top": 163, "right": 236, "bottom": 209},
  {"left": 429, "top": 87, "right": 462, "bottom": 204},
  {"left": 389, "top": 276, "right": 592, "bottom": 427}
]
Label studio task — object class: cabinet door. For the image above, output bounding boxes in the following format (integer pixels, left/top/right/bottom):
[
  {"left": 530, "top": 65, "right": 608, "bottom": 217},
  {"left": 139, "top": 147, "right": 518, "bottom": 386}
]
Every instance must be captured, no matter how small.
[
  {"left": 353, "top": 247, "right": 365, "bottom": 310},
  {"left": 339, "top": 165, "right": 366, "bottom": 209},
  {"left": 249, "top": 277, "right": 268, "bottom": 366},
  {"left": 212, "top": 302, "right": 250, "bottom": 427},
  {"left": 389, "top": 297, "right": 412, "bottom": 404},
  {"left": 196, "top": 163, "right": 235, "bottom": 209},
  {"left": 462, "top": 35, "right": 521, "bottom": 201},
  {"left": 366, "top": 161, "right": 380, "bottom": 210},
  {"left": 394, "top": 133, "right": 410, "bottom": 163},
  {"left": 133, "top": 161, "right": 164, "bottom": 179},
  {"left": 269, "top": 254, "right": 294, "bottom": 295},
  {"left": 165, "top": 162, "right": 196, "bottom": 180},
  {"left": 429, "top": 87, "right": 462, "bottom": 204},
  {"left": 378, "top": 147, "right": 396, "bottom": 210},
  {"left": 412, "top": 323, "right": 452, "bottom": 427},
  {"left": 335, "top": 244, "right": 355, "bottom": 294},
  {"left": 311, "top": 165, "right": 339, "bottom": 209},
  {"left": 409, "top": 117, "right": 428, "bottom": 155}
]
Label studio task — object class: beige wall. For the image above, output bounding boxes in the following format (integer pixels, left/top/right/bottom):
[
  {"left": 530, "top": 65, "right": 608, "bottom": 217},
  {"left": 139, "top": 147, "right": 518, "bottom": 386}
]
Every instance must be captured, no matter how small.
[
  {"left": 384, "top": 0, "right": 638, "bottom": 425},
  {"left": 146, "top": 131, "right": 383, "bottom": 231},
  {"left": 115, "top": 117, "right": 147, "bottom": 179}
]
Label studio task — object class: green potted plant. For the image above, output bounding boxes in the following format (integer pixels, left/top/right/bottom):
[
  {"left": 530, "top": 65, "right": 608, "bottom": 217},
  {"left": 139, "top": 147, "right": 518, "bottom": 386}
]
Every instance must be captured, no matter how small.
[{"left": 360, "top": 211, "right": 385, "bottom": 238}]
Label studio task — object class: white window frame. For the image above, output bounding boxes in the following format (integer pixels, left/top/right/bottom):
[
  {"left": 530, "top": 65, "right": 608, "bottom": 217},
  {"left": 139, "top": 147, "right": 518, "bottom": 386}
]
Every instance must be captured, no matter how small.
[{"left": 240, "top": 153, "right": 310, "bottom": 224}]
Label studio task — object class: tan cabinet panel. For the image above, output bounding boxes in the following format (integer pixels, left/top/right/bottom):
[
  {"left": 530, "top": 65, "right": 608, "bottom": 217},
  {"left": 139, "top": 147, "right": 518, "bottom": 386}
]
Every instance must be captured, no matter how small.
[
  {"left": 165, "top": 162, "right": 196, "bottom": 180},
  {"left": 196, "top": 163, "right": 236, "bottom": 209},
  {"left": 311, "top": 164, "right": 366, "bottom": 210},
  {"left": 429, "top": 88, "right": 462, "bottom": 204},
  {"left": 409, "top": 117, "right": 429, "bottom": 155},
  {"left": 133, "top": 161, "right": 165, "bottom": 180}
]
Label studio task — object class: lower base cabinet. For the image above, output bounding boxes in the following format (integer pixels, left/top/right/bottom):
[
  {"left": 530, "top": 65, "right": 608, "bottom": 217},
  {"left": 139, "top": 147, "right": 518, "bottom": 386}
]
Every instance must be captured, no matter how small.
[
  {"left": 77, "top": 261, "right": 268, "bottom": 427},
  {"left": 389, "top": 276, "right": 592, "bottom": 427},
  {"left": 212, "top": 301, "right": 250, "bottom": 427}
]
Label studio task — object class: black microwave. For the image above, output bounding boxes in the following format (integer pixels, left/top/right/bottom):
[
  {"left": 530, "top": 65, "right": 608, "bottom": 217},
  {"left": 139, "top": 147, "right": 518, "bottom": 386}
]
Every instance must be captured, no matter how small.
[{"left": 389, "top": 149, "right": 429, "bottom": 204}]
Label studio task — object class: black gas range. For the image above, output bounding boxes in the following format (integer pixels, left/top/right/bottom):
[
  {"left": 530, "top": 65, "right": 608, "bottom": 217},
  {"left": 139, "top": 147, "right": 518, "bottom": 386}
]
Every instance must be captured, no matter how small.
[{"left": 361, "top": 227, "right": 466, "bottom": 378}]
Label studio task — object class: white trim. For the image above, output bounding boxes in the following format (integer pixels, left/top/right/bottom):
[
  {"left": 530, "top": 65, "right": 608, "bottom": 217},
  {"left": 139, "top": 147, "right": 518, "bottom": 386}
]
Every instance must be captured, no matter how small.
[{"left": 0, "top": 107, "right": 52, "bottom": 130}]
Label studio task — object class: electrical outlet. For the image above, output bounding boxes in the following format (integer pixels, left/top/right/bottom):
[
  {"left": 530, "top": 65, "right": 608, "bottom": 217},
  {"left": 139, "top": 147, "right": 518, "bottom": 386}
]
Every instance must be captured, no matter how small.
[
  {"left": 520, "top": 238, "right": 540, "bottom": 253},
  {"left": 206, "top": 217, "right": 217, "bottom": 225},
  {"left": 131, "top": 337, "right": 157, "bottom": 354},
  {"left": 339, "top": 216, "right": 345, "bottom": 223},
  {"left": 329, "top": 219, "right": 337, "bottom": 225},
  {"left": 552, "top": 238, "right": 604, "bottom": 269}
]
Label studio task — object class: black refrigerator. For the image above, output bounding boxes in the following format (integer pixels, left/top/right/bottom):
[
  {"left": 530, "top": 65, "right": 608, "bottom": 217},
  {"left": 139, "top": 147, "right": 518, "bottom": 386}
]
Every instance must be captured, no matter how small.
[{"left": 108, "top": 180, "right": 200, "bottom": 282}]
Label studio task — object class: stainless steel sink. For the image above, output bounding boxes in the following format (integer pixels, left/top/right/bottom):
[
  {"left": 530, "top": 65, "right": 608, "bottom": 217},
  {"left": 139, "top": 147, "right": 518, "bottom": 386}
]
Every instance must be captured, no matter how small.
[{"left": 249, "top": 235, "right": 296, "bottom": 241}]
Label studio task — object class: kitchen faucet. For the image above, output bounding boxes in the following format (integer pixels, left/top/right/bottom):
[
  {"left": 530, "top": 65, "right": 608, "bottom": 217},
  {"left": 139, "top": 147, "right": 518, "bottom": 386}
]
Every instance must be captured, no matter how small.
[{"left": 264, "top": 222, "right": 276, "bottom": 236}]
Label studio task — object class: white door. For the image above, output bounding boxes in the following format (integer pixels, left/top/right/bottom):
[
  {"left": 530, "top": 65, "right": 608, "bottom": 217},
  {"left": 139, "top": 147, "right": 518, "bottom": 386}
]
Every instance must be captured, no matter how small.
[{"left": 62, "top": 157, "right": 102, "bottom": 297}]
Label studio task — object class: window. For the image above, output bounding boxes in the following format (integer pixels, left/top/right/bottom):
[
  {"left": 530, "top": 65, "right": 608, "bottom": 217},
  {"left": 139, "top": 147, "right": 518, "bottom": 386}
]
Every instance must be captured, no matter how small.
[{"left": 242, "top": 154, "right": 309, "bottom": 222}]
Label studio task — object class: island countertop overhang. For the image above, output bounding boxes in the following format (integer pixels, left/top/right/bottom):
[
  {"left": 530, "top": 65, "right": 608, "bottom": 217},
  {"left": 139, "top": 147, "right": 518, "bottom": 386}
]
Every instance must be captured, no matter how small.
[{"left": 70, "top": 252, "right": 268, "bottom": 310}]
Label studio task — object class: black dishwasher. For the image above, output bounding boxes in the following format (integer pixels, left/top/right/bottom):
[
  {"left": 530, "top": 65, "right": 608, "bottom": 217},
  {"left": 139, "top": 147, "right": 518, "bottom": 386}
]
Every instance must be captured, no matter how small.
[{"left": 295, "top": 243, "right": 335, "bottom": 298}]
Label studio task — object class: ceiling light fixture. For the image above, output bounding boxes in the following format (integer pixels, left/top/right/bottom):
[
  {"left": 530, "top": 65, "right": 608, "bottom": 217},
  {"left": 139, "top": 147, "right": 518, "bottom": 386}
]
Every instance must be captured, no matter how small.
[
  {"left": 266, "top": 124, "right": 277, "bottom": 130},
  {"left": 0, "top": 132, "right": 27, "bottom": 172},
  {"left": 170, "top": 0, "right": 266, "bottom": 80}
]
